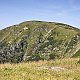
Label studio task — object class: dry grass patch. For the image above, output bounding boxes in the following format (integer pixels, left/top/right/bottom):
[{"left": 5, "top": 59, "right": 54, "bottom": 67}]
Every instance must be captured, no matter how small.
[{"left": 0, "top": 58, "right": 80, "bottom": 80}]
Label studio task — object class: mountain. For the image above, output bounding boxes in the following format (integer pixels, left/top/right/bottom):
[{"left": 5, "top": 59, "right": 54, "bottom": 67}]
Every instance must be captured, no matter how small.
[{"left": 0, "top": 21, "right": 80, "bottom": 63}]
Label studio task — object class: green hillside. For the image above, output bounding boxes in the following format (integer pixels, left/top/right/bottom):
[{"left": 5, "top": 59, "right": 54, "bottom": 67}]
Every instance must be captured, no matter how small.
[{"left": 0, "top": 21, "right": 80, "bottom": 63}]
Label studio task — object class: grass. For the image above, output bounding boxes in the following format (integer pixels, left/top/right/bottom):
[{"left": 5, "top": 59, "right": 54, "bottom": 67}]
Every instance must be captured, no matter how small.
[{"left": 0, "top": 58, "right": 80, "bottom": 80}]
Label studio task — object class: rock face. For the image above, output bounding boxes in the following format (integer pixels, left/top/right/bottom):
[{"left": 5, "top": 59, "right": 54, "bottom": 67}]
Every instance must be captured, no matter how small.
[{"left": 0, "top": 21, "right": 80, "bottom": 63}]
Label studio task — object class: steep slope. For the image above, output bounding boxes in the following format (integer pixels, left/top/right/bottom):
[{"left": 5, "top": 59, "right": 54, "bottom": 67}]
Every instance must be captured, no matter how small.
[{"left": 0, "top": 21, "right": 80, "bottom": 63}]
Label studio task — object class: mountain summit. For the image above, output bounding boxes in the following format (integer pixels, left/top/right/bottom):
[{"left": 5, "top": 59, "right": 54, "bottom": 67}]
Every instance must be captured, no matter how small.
[{"left": 0, "top": 21, "right": 80, "bottom": 63}]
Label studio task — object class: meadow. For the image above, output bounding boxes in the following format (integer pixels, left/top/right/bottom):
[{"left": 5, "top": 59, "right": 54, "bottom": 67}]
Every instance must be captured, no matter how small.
[{"left": 0, "top": 58, "right": 80, "bottom": 80}]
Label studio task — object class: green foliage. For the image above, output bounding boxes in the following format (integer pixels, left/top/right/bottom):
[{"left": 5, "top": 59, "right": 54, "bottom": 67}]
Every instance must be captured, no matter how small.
[
  {"left": 27, "top": 54, "right": 41, "bottom": 61},
  {"left": 66, "top": 35, "right": 79, "bottom": 53},
  {"left": 26, "top": 53, "right": 50, "bottom": 61},
  {"left": 49, "top": 52, "right": 59, "bottom": 59}
]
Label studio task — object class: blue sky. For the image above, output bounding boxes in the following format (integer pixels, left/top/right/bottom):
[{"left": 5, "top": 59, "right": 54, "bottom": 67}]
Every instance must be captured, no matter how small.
[{"left": 0, "top": 0, "right": 80, "bottom": 30}]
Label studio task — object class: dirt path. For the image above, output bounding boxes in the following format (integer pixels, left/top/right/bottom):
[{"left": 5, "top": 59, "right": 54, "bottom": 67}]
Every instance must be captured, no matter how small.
[{"left": 37, "top": 66, "right": 65, "bottom": 72}]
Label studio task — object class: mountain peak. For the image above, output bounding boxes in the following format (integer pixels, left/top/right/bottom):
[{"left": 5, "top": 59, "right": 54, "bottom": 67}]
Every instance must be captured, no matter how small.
[{"left": 0, "top": 21, "right": 80, "bottom": 63}]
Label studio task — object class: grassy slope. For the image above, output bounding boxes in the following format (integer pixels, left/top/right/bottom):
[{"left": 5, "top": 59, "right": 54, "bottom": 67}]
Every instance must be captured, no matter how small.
[
  {"left": 0, "top": 58, "right": 80, "bottom": 80},
  {"left": 0, "top": 21, "right": 78, "bottom": 43},
  {"left": 0, "top": 21, "right": 80, "bottom": 61}
]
